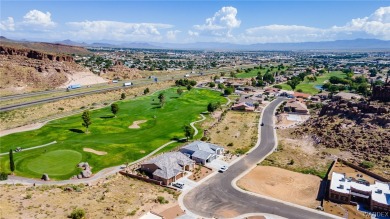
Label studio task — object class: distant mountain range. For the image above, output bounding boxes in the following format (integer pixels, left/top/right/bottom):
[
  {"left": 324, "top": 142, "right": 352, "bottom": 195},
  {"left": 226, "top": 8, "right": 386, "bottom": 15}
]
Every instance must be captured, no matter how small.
[
  {"left": 56, "top": 38, "right": 390, "bottom": 51},
  {"left": 2, "top": 36, "right": 390, "bottom": 51}
]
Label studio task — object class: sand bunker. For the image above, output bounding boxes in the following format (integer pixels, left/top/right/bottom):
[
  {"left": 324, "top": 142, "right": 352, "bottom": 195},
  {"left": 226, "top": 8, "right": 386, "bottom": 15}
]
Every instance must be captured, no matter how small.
[
  {"left": 83, "top": 148, "right": 107, "bottom": 155},
  {"left": 128, "top": 120, "right": 147, "bottom": 129}
]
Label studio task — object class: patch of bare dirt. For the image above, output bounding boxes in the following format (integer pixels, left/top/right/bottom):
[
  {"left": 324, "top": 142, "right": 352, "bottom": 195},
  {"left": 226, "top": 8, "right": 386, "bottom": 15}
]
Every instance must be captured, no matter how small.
[
  {"left": 158, "top": 204, "right": 185, "bottom": 219},
  {"left": 83, "top": 148, "right": 107, "bottom": 155},
  {"left": 0, "top": 174, "right": 179, "bottom": 219},
  {"left": 206, "top": 111, "right": 259, "bottom": 153},
  {"left": 237, "top": 166, "right": 321, "bottom": 208},
  {"left": 128, "top": 120, "right": 147, "bottom": 129}
]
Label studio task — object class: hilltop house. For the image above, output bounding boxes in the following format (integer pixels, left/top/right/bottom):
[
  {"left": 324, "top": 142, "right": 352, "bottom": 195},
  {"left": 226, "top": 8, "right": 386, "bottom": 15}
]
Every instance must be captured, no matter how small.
[
  {"left": 284, "top": 100, "right": 309, "bottom": 115},
  {"left": 329, "top": 172, "right": 390, "bottom": 212},
  {"left": 140, "top": 152, "right": 195, "bottom": 185},
  {"left": 180, "top": 141, "right": 224, "bottom": 165}
]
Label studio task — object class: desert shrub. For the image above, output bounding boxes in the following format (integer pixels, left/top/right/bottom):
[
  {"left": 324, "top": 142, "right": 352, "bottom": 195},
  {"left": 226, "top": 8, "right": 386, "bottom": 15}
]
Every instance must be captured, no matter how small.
[
  {"left": 157, "top": 196, "right": 168, "bottom": 204},
  {"left": 58, "top": 107, "right": 64, "bottom": 111},
  {"left": 359, "top": 161, "right": 374, "bottom": 169},
  {"left": 0, "top": 172, "right": 8, "bottom": 181},
  {"left": 200, "top": 136, "right": 208, "bottom": 141},
  {"left": 227, "top": 142, "right": 234, "bottom": 147},
  {"left": 68, "top": 208, "right": 85, "bottom": 219}
]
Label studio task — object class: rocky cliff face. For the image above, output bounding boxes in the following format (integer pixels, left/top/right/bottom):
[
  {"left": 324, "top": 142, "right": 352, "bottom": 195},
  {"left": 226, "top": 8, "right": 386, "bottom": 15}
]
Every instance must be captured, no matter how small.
[
  {"left": 0, "top": 46, "right": 74, "bottom": 62},
  {"left": 319, "top": 99, "right": 390, "bottom": 128}
]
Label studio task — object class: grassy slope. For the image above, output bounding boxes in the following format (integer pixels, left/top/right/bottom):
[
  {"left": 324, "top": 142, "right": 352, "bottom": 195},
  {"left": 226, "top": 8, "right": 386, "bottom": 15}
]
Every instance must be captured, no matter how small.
[
  {"left": 0, "top": 88, "right": 226, "bottom": 179},
  {"left": 280, "top": 71, "right": 346, "bottom": 95}
]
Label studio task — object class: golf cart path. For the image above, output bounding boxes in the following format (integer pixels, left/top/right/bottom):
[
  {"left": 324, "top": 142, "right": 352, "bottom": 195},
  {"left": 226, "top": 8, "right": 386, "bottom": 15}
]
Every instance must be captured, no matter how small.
[
  {"left": 0, "top": 111, "right": 206, "bottom": 185},
  {"left": 0, "top": 141, "right": 57, "bottom": 156}
]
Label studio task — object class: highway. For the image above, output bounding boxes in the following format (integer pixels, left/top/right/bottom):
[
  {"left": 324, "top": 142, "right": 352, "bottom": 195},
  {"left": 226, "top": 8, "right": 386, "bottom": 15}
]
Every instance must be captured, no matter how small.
[
  {"left": 0, "top": 65, "right": 255, "bottom": 112},
  {"left": 183, "top": 98, "right": 337, "bottom": 219}
]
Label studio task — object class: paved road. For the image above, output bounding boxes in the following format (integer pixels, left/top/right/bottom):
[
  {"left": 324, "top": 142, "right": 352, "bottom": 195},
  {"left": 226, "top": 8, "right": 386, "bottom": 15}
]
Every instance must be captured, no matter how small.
[{"left": 183, "top": 98, "right": 336, "bottom": 219}]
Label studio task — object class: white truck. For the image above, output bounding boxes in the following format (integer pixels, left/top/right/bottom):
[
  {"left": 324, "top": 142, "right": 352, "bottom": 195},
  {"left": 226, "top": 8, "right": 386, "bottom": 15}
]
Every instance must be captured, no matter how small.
[{"left": 123, "top": 82, "right": 133, "bottom": 87}]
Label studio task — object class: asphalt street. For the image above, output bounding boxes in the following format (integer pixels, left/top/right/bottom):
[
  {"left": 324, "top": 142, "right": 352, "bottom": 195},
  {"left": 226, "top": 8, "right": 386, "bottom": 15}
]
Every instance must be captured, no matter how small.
[{"left": 183, "top": 98, "right": 336, "bottom": 219}]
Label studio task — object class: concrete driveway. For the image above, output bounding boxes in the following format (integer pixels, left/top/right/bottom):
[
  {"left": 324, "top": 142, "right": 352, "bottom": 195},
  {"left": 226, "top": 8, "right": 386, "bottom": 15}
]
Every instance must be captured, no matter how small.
[
  {"left": 175, "top": 173, "right": 198, "bottom": 191},
  {"left": 205, "top": 156, "right": 228, "bottom": 170}
]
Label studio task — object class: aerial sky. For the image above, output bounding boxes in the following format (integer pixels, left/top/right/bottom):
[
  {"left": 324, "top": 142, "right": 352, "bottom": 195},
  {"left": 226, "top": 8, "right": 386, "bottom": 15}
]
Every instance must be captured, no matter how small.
[{"left": 1, "top": 1, "right": 389, "bottom": 44}]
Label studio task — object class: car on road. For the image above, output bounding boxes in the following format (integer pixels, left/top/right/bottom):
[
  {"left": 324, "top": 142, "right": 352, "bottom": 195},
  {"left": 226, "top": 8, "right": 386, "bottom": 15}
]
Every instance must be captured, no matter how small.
[
  {"left": 261, "top": 122, "right": 264, "bottom": 126},
  {"left": 219, "top": 165, "right": 228, "bottom": 172},
  {"left": 172, "top": 182, "right": 184, "bottom": 189}
]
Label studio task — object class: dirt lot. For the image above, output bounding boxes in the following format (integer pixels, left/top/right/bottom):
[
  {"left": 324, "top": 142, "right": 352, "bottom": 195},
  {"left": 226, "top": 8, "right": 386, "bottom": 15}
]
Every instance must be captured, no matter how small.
[
  {"left": 206, "top": 111, "right": 259, "bottom": 153},
  {"left": 237, "top": 166, "right": 322, "bottom": 208},
  {"left": 261, "top": 128, "right": 351, "bottom": 179},
  {"left": 0, "top": 174, "right": 180, "bottom": 219},
  {"left": 323, "top": 201, "right": 368, "bottom": 219}
]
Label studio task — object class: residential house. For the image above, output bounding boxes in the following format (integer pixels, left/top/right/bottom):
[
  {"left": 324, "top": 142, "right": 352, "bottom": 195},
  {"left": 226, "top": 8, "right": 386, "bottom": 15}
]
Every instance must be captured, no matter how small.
[
  {"left": 284, "top": 100, "right": 309, "bottom": 114},
  {"left": 293, "top": 92, "right": 311, "bottom": 99},
  {"left": 140, "top": 152, "right": 195, "bottom": 185},
  {"left": 329, "top": 172, "right": 390, "bottom": 212},
  {"left": 231, "top": 102, "right": 255, "bottom": 111},
  {"left": 333, "top": 92, "right": 362, "bottom": 101},
  {"left": 180, "top": 141, "right": 224, "bottom": 165}
]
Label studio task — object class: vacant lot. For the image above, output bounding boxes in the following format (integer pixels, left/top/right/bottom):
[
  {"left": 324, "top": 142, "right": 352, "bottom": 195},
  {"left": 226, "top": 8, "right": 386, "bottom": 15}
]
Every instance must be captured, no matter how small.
[
  {"left": 206, "top": 111, "right": 259, "bottom": 154},
  {"left": 0, "top": 174, "right": 179, "bottom": 219},
  {"left": 261, "top": 128, "right": 338, "bottom": 179},
  {"left": 237, "top": 166, "right": 321, "bottom": 208},
  {"left": 0, "top": 88, "right": 226, "bottom": 179},
  {"left": 280, "top": 71, "right": 346, "bottom": 94}
]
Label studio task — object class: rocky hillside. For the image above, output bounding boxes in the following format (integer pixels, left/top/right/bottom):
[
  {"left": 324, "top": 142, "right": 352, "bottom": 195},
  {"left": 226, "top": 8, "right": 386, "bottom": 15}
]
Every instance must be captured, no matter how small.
[
  {"left": 0, "top": 38, "right": 97, "bottom": 93},
  {"left": 291, "top": 98, "right": 390, "bottom": 177},
  {"left": 100, "top": 61, "right": 142, "bottom": 80}
]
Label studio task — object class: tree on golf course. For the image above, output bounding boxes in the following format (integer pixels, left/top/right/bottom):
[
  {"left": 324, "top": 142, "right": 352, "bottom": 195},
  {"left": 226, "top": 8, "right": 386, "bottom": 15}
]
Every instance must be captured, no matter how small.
[
  {"left": 111, "top": 103, "right": 119, "bottom": 117},
  {"left": 177, "top": 88, "right": 183, "bottom": 95},
  {"left": 158, "top": 93, "right": 165, "bottom": 107},
  {"left": 9, "top": 149, "right": 15, "bottom": 173},
  {"left": 287, "top": 77, "right": 301, "bottom": 90},
  {"left": 183, "top": 125, "right": 194, "bottom": 141},
  {"left": 82, "top": 110, "right": 92, "bottom": 133}
]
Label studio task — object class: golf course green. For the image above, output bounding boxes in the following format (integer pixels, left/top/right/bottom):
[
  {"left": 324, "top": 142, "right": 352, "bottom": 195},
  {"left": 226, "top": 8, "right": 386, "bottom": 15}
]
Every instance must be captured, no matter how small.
[{"left": 0, "top": 88, "right": 226, "bottom": 180}]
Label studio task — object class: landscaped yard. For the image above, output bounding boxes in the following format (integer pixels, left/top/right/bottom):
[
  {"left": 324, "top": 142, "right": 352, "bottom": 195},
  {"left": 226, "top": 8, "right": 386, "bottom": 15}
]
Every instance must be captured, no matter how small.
[
  {"left": 280, "top": 71, "right": 346, "bottom": 94},
  {"left": 0, "top": 88, "right": 226, "bottom": 179}
]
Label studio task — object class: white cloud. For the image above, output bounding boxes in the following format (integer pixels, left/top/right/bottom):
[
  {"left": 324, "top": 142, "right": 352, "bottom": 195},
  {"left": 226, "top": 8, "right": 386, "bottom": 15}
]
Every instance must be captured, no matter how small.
[
  {"left": 188, "top": 30, "right": 199, "bottom": 37},
  {"left": 23, "top": 10, "right": 56, "bottom": 28},
  {"left": 166, "top": 30, "right": 181, "bottom": 40},
  {"left": 193, "top": 6, "right": 241, "bottom": 37},
  {"left": 243, "top": 6, "right": 390, "bottom": 43},
  {"left": 0, "top": 17, "right": 15, "bottom": 31},
  {"left": 67, "top": 20, "right": 173, "bottom": 41}
]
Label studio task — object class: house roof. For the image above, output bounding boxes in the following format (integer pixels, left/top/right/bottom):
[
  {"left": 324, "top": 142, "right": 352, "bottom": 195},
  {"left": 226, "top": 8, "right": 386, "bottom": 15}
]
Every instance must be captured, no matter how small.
[
  {"left": 181, "top": 141, "right": 223, "bottom": 154},
  {"left": 330, "top": 172, "right": 390, "bottom": 206},
  {"left": 143, "top": 152, "right": 194, "bottom": 179},
  {"left": 191, "top": 150, "right": 212, "bottom": 160},
  {"left": 293, "top": 92, "right": 311, "bottom": 99}
]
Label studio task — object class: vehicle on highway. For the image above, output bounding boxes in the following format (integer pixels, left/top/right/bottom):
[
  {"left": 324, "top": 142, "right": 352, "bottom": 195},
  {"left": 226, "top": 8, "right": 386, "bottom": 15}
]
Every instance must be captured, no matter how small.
[
  {"left": 123, "top": 82, "right": 133, "bottom": 87},
  {"left": 184, "top": 74, "right": 190, "bottom": 77},
  {"left": 112, "top": 80, "right": 118, "bottom": 83},
  {"left": 219, "top": 165, "right": 228, "bottom": 172},
  {"left": 67, "top": 84, "right": 81, "bottom": 89},
  {"left": 261, "top": 122, "right": 264, "bottom": 126},
  {"left": 172, "top": 182, "right": 184, "bottom": 189}
]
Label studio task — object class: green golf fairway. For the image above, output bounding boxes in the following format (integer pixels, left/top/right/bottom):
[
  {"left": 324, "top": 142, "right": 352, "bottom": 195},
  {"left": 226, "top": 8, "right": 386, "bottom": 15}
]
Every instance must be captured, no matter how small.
[{"left": 0, "top": 88, "right": 226, "bottom": 180}]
